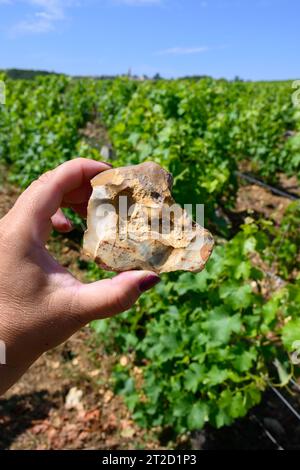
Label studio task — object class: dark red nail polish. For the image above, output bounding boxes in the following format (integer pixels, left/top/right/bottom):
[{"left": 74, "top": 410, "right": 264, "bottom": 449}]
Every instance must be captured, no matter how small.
[{"left": 139, "top": 275, "right": 161, "bottom": 292}]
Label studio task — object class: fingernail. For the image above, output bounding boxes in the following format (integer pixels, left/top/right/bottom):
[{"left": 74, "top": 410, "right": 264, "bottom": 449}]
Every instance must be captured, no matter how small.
[
  {"left": 103, "top": 162, "right": 113, "bottom": 168},
  {"left": 139, "top": 275, "right": 161, "bottom": 293},
  {"left": 62, "top": 219, "right": 73, "bottom": 232}
]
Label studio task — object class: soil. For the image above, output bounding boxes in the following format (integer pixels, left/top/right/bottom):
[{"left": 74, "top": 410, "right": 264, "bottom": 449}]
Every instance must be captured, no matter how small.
[
  {"left": 0, "top": 329, "right": 161, "bottom": 450},
  {"left": 235, "top": 183, "right": 291, "bottom": 223},
  {"left": 0, "top": 167, "right": 300, "bottom": 450}
]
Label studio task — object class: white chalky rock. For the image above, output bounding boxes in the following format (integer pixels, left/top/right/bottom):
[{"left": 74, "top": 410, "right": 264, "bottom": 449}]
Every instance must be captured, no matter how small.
[{"left": 83, "top": 162, "right": 214, "bottom": 274}]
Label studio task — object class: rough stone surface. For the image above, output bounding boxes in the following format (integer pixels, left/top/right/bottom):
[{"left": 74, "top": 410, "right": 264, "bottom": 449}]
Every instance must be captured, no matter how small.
[{"left": 83, "top": 162, "right": 214, "bottom": 274}]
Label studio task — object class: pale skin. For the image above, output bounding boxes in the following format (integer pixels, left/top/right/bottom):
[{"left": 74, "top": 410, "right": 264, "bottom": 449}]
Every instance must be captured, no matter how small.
[{"left": 0, "top": 158, "right": 160, "bottom": 395}]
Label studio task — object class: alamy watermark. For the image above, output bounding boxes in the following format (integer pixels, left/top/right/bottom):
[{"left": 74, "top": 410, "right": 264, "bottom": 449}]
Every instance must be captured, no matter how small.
[
  {"left": 0, "top": 81, "right": 6, "bottom": 105},
  {"left": 0, "top": 340, "right": 6, "bottom": 365},
  {"left": 291, "top": 340, "right": 300, "bottom": 365},
  {"left": 292, "top": 80, "right": 300, "bottom": 107},
  {"left": 94, "top": 196, "right": 206, "bottom": 248}
]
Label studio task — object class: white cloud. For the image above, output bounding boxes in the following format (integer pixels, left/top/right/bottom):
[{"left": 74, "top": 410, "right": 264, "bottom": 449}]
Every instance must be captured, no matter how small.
[
  {"left": 156, "top": 46, "right": 210, "bottom": 56},
  {"left": 4, "top": 0, "right": 162, "bottom": 36},
  {"left": 7, "top": 0, "right": 77, "bottom": 35}
]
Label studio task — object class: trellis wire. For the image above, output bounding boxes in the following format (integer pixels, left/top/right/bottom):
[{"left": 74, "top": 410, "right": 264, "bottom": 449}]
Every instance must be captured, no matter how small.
[
  {"left": 270, "top": 385, "right": 300, "bottom": 422},
  {"left": 236, "top": 171, "right": 300, "bottom": 201},
  {"left": 250, "top": 415, "right": 284, "bottom": 450}
]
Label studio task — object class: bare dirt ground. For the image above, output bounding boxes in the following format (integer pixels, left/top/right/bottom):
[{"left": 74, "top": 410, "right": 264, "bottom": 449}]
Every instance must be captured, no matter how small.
[
  {"left": 0, "top": 167, "right": 299, "bottom": 450},
  {"left": 236, "top": 183, "right": 291, "bottom": 222},
  {"left": 0, "top": 329, "right": 161, "bottom": 450}
]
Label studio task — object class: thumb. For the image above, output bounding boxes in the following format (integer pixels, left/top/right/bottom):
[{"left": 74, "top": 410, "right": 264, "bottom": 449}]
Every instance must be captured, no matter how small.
[{"left": 74, "top": 271, "right": 160, "bottom": 321}]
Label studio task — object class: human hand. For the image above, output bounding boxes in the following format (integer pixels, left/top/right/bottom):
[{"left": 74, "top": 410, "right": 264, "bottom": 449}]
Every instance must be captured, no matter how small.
[{"left": 0, "top": 158, "right": 160, "bottom": 395}]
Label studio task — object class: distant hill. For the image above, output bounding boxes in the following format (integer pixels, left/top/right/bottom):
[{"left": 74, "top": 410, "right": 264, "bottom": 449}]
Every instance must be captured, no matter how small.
[
  {"left": 2, "top": 69, "right": 132, "bottom": 81},
  {"left": 1, "top": 68, "right": 223, "bottom": 82},
  {"left": 1, "top": 69, "right": 59, "bottom": 80}
]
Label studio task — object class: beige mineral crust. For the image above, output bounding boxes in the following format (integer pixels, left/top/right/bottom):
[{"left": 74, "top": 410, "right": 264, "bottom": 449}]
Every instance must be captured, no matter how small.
[{"left": 83, "top": 162, "right": 214, "bottom": 274}]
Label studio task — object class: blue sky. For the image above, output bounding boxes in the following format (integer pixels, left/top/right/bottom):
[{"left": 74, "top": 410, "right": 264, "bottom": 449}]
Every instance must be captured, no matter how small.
[{"left": 0, "top": 0, "right": 299, "bottom": 80}]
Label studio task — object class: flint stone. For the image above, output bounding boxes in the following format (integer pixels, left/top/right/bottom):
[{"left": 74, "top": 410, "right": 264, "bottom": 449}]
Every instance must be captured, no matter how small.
[{"left": 83, "top": 162, "right": 214, "bottom": 274}]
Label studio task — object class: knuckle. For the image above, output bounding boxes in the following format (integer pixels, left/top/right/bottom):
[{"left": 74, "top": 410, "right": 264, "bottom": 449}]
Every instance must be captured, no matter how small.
[
  {"left": 65, "top": 157, "right": 85, "bottom": 167},
  {"left": 37, "top": 170, "right": 54, "bottom": 185},
  {"left": 21, "top": 175, "right": 49, "bottom": 202}
]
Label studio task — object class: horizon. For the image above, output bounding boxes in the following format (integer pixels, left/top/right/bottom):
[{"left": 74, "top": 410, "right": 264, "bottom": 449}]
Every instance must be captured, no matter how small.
[{"left": 2, "top": 67, "right": 298, "bottom": 83}]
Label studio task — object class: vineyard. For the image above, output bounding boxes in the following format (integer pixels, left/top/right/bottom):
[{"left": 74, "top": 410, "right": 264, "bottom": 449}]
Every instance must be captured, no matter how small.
[{"left": 0, "top": 73, "right": 300, "bottom": 447}]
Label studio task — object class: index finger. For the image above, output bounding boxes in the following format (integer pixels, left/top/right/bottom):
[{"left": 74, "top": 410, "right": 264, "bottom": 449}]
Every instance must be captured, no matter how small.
[{"left": 13, "top": 158, "right": 111, "bottom": 241}]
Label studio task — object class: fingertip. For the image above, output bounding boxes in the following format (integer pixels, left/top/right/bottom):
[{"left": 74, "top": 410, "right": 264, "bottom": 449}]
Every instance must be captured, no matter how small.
[
  {"left": 51, "top": 209, "right": 73, "bottom": 233},
  {"left": 114, "top": 270, "right": 161, "bottom": 293},
  {"left": 138, "top": 273, "right": 161, "bottom": 292},
  {"left": 58, "top": 220, "right": 73, "bottom": 233}
]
